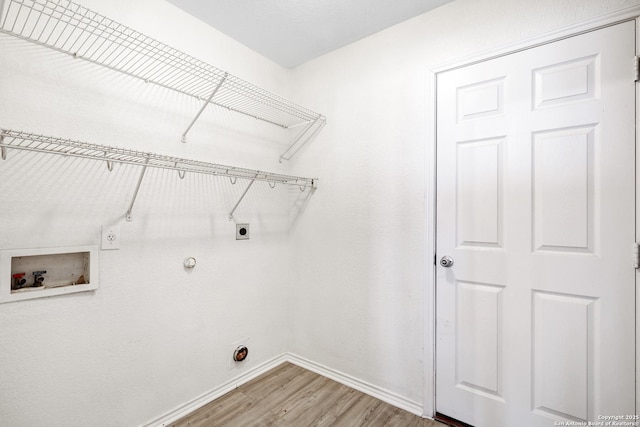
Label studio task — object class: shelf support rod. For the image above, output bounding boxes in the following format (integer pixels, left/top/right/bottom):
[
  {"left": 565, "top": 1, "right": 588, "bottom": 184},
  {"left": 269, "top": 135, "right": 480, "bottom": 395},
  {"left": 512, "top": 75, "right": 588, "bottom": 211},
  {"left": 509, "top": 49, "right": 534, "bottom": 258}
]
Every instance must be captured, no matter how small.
[
  {"left": 279, "top": 116, "right": 323, "bottom": 162},
  {"left": 181, "top": 72, "right": 228, "bottom": 143},
  {"left": 228, "top": 175, "right": 257, "bottom": 221},
  {"left": 125, "top": 158, "right": 149, "bottom": 222}
]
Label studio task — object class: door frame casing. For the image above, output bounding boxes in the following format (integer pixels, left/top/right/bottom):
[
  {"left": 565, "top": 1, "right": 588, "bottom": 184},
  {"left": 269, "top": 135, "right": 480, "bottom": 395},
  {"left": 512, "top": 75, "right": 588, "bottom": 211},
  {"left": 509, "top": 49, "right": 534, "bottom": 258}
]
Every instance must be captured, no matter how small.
[{"left": 424, "top": 6, "right": 640, "bottom": 418}]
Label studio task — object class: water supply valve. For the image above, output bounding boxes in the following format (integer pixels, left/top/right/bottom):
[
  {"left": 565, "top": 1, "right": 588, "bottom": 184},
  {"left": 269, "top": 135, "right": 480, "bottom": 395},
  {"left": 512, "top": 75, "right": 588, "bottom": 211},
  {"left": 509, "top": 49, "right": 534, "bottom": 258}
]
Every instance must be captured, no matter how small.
[
  {"left": 32, "top": 270, "right": 46, "bottom": 287},
  {"left": 12, "top": 272, "right": 26, "bottom": 290}
]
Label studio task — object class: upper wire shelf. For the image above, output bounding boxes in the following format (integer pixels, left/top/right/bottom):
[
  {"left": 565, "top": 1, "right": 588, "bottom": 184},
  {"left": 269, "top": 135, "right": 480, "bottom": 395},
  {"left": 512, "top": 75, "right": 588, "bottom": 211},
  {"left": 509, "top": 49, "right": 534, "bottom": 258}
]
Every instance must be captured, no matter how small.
[
  {"left": 0, "top": 128, "right": 317, "bottom": 221},
  {"left": 0, "top": 0, "right": 326, "bottom": 160}
]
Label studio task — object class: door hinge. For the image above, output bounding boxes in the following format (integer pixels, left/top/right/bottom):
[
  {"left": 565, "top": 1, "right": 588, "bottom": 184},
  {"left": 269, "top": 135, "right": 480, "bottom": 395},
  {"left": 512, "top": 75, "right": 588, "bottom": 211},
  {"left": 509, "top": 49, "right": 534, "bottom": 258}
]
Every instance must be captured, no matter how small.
[
  {"left": 635, "top": 56, "right": 640, "bottom": 82},
  {"left": 633, "top": 243, "right": 640, "bottom": 269}
]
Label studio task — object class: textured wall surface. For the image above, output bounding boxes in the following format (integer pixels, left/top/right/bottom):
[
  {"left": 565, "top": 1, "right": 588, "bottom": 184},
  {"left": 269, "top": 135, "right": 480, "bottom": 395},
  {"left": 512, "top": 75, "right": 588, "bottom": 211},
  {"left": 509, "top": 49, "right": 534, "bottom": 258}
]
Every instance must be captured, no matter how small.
[
  {"left": 0, "top": 0, "right": 297, "bottom": 425},
  {"left": 288, "top": 0, "right": 640, "bottom": 415}
]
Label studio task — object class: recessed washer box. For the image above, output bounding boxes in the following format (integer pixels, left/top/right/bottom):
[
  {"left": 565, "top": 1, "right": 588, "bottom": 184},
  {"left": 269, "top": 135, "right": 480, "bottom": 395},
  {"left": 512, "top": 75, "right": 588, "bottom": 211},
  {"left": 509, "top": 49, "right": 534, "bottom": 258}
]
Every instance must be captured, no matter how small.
[{"left": 0, "top": 245, "right": 98, "bottom": 304}]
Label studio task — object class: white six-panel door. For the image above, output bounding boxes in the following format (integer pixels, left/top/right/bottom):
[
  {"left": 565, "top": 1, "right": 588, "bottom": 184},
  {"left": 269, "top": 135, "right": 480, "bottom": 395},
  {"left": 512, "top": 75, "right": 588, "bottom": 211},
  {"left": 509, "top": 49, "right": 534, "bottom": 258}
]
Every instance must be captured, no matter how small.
[{"left": 436, "top": 21, "right": 636, "bottom": 427}]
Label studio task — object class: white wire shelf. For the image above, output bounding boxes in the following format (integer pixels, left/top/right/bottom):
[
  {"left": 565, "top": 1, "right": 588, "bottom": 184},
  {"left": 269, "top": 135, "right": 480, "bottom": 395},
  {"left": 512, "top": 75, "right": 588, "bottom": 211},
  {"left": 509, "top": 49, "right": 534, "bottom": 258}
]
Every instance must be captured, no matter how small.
[
  {"left": 0, "top": 128, "right": 317, "bottom": 221},
  {"left": 0, "top": 0, "right": 326, "bottom": 160}
]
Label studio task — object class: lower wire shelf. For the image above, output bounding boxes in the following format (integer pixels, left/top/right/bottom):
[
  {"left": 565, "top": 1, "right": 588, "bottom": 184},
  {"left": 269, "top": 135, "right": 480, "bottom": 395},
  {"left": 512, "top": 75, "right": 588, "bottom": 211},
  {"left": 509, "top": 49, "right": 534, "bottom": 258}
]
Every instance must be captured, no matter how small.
[{"left": 0, "top": 128, "right": 317, "bottom": 221}]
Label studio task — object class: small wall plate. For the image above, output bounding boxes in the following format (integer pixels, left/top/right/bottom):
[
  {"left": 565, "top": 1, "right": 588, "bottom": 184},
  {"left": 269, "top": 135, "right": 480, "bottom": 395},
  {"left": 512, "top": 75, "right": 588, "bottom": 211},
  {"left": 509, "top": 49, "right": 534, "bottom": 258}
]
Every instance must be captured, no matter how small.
[
  {"left": 183, "top": 257, "right": 196, "bottom": 269},
  {"left": 236, "top": 224, "right": 250, "bottom": 240}
]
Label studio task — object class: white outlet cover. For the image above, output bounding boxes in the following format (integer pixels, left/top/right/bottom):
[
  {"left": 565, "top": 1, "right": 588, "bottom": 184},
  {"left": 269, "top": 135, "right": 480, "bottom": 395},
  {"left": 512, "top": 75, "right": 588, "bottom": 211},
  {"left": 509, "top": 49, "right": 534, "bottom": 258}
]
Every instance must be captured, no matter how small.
[{"left": 101, "top": 225, "right": 121, "bottom": 250}]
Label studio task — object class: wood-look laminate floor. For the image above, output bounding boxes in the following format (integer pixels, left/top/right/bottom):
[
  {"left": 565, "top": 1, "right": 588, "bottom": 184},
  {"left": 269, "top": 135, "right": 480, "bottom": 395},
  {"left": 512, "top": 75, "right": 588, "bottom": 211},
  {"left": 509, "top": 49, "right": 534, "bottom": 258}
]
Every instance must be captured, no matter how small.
[{"left": 169, "top": 362, "right": 447, "bottom": 427}]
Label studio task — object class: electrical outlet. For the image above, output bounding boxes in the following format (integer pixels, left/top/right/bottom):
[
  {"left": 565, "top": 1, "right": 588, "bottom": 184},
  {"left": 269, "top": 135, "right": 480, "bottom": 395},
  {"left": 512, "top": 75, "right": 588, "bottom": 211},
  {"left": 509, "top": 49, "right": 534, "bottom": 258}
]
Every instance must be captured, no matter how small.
[
  {"left": 101, "top": 225, "right": 121, "bottom": 250},
  {"left": 236, "top": 224, "right": 250, "bottom": 240}
]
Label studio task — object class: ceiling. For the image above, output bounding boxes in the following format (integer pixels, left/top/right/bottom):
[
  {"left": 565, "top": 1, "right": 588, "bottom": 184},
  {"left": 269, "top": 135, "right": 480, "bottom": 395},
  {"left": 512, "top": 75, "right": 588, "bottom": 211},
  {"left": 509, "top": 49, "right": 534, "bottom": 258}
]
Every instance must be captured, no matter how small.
[{"left": 166, "top": 0, "right": 453, "bottom": 68}]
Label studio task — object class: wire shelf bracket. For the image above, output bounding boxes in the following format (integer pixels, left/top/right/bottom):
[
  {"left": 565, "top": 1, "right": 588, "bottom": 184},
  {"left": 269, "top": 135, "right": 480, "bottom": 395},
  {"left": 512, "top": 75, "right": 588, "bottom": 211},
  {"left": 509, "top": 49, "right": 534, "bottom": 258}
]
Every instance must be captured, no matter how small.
[
  {"left": 125, "top": 157, "right": 148, "bottom": 222},
  {"left": 0, "top": 128, "right": 318, "bottom": 221},
  {"left": 280, "top": 116, "right": 326, "bottom": 162},
  {"left": 229, "top": 175, "right": 257, "bottom": 221},
  {"left": 181, "top": 72, "right": 228, "bottom": 144},
  {"left": 0, "top": 0, "right": 326, "bottom": 160}
]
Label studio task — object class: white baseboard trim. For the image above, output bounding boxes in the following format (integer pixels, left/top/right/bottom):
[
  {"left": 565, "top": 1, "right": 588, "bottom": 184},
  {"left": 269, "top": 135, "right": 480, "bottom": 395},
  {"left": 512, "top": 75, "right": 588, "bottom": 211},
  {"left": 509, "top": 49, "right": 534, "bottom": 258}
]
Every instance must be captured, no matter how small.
[
  {"left": 143, "top": 352, "right": 426, "bottom": 426},
  {"left": 284, "top": 353, "right": 424, "bottom": 417},
  {"left": 142, "top": 353, "right": 288, "bottom": 427}
]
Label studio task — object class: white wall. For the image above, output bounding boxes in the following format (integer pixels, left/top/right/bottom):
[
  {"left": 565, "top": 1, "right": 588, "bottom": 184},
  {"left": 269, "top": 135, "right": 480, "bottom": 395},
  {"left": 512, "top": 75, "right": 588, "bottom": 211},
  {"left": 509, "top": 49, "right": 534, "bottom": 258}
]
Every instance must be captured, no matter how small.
[
  {"left": 288, "top": 0, "right": 640, "bottom": 415},
  {"left": 0, "top": 1, "right": 298, "bottom": 426}
]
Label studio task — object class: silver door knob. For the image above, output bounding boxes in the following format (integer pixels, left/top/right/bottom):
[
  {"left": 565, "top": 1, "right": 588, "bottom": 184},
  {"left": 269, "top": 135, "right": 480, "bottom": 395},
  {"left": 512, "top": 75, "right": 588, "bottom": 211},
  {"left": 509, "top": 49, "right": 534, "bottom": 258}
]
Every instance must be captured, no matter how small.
[{"left": 439, "top": 256, "right": 454, "bottom": 268}]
